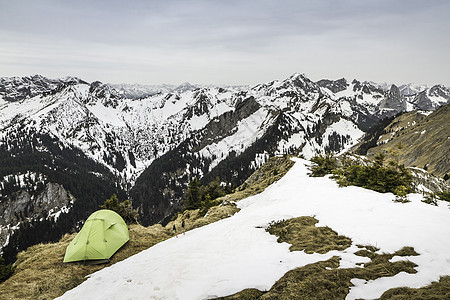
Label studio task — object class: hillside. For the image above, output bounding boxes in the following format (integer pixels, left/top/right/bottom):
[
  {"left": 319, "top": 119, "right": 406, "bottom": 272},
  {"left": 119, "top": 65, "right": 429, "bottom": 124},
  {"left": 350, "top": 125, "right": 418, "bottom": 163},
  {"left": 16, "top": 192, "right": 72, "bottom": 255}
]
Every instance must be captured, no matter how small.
[
  {"left": 364, "top": 104, "right": 449, "bottom": 178},
  {"left": 0, "top": 156, "right": 294, "bottom": 299},
  {"left": 1, "top": 157, "right": 449, "bottom": 299},
  {"left": 53, "top": 159, "right": 450, "bottom": 298}
]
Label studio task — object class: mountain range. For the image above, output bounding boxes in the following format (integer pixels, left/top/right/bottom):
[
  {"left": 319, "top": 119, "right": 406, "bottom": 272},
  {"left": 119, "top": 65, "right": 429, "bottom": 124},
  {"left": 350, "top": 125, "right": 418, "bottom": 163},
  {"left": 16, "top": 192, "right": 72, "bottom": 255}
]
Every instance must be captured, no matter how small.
[{"left": 0, "top": 73, "right": 449, "bottom": 263}]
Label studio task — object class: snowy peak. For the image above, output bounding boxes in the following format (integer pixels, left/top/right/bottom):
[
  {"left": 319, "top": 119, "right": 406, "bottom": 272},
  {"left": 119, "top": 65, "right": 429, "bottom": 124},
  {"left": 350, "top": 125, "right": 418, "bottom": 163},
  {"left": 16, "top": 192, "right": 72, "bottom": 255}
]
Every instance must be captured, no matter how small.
[
  {"left": 110, "top": 83, "right": 175, "bottom": 99},
  {"left": 429, "top": 84, "right": 450, "bottom": 100},
  {"left": 87, "top": 81, "right": 120, "bottom": 108},
  {"left": 281, "top": 73, "right": 321, "bottom": 97},
  {"left": 410, "top": 85, "right": 450, "bottom": 111},
  {"left": 316, "top": 78, "right": 348, "bottom": 93},
  {"left": 183, "top": 89, "right": 214, "bottom": 119},
  {"left": 351, "top": 79, "right": 384, "bottom": 95},
  {"left": 378, "top": 84, "right": 407, "bottom": 115},
  {"left": 399, "top": 83, "right": 429, "bottom": 96},
  {"left": 0, "top": 74, "right": 87, "bottom": 102},
  {"left": 175, "top": 82, "right": 198, "bottom": 93}
]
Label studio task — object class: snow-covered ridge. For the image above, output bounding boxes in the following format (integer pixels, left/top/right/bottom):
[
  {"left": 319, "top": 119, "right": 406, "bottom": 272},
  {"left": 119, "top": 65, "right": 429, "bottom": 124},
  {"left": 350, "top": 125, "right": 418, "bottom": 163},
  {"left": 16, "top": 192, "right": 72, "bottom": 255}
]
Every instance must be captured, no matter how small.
[
  {"left": 1, "top": 73, "right": 449, "bottom": 185},
  {"left": 1, "top": 73, "right": 449, "bottom": 265},
  {"left": 57, "top": 158, "right": 450, "bottom": 300},
  {"left": 0, "top": 79, "right": 239, "bottom": 183}
]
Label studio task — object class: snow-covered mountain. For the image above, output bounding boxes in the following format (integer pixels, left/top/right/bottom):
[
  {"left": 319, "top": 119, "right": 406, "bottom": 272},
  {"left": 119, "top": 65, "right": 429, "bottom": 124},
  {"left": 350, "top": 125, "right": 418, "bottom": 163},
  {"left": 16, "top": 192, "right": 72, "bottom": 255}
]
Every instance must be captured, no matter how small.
[
  {"left": 1, "top": 73, "right": 449, "bottom": 261},
  {"left": 110, "top": 82, "right": 249, "bottom": 100},
  {"left": 0, "top": 78, "right": 239, "bottom": 183},
  {"left": 57, "top": 158, "right": 450, "bottom": 300},
  {"left": 399, "top": 83, "right": 429, "bottom": 96},
  {"left": 110, "top": 83, "right": 177, "bottom": 99}
]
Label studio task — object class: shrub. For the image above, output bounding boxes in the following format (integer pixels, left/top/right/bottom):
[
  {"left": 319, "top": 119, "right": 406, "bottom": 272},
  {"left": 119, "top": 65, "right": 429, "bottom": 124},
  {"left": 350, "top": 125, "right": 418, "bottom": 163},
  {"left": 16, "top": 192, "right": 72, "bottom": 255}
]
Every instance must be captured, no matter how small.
[
  {"left": 0, "top": 256, "right": 14, "bottom": 283},
  {"left": 100, "top": 194, "right": 139, "bottom": 224},
  {"left": 436, "top": 191, "right": 450, "bottom": 202},
  {"left": 422, "top": 193, "right": 438, "bottom": 206},
  {"left": 185, "top": 177, "right": 232, "bottom": 215},
  {"left": 309, "top": 153, "right": 413, "bottom": 198},
  {"left": 393, "top": 185, "right": 411, "bottom": 203},
  {"left": 331, "top": 159, "right": 412, "bottom": 196},
  {"left": 309, "top": 154, "right": 338, "bottom": 177}
]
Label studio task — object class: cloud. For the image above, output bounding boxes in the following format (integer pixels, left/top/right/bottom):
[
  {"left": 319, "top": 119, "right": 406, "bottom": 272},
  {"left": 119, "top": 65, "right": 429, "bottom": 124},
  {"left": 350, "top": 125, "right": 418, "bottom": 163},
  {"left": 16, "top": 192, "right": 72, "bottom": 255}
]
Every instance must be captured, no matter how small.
[{"left": 0, "top": 0, "right": 449, "bottom": 85}]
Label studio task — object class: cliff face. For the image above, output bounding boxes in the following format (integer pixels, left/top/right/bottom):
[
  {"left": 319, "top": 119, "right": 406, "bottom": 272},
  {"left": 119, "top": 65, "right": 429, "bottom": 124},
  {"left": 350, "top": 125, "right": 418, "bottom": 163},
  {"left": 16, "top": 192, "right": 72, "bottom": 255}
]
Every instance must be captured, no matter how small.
[
  {"left": 378, "top": 84, "right": 408, "bottom": 116},
  {"left": 0, "top": 183, "right": 75, "bottom": 250}
]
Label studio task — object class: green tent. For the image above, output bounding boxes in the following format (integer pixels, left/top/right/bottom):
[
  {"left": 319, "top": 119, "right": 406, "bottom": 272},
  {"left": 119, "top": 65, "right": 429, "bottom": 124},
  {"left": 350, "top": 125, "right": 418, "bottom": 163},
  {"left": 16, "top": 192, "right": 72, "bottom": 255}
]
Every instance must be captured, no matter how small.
[{"left": 63, "top": 209, "right": 129, "bottom": 264}]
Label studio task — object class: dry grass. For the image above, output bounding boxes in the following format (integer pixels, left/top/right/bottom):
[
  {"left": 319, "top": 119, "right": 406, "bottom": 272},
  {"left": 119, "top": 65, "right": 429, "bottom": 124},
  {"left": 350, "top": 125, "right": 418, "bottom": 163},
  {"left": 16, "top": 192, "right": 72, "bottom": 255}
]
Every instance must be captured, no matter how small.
[
  {"left": 366, "top": 105, "right": 450, "bottom": 177},
  {"left": 219, "top": 217, "right": 421, "bottom": 300},
  {"left": 266, "top": 217, "right": 352, "bottom": 254},
  {"left": 215, "top": 288, "right": 266, "bottom": 300},
  {"left": 0, "top": 155, "right": 296, "bottom": 299},
  {"left": 234, "top": 155, "right": 296, "bottom": 199},
  {"left": 165, "top": 201, "right": 240, "bottom": 234},
  {"left": 0, "top": 224, "right": 172, "bottom": 300},
  {"left": 378, "top": 276, "right": 450, "bottom": 299}
]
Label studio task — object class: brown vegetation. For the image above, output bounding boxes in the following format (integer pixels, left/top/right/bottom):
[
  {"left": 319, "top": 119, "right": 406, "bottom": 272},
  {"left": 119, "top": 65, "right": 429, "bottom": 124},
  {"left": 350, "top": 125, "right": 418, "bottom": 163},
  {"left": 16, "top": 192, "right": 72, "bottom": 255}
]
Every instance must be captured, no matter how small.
[
  {"left": 219, "top": 218, "right": 422, "bottom": 300},
  {"left": 0, "top": 224, "right": 172, "bottom": 300}
]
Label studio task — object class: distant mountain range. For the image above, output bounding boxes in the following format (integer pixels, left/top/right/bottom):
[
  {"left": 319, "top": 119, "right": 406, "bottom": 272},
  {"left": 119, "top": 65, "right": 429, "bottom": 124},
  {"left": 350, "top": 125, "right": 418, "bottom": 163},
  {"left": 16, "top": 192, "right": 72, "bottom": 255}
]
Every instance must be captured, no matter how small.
[{"left": 0, "top": 73, "right": 449, "bottom": 262}]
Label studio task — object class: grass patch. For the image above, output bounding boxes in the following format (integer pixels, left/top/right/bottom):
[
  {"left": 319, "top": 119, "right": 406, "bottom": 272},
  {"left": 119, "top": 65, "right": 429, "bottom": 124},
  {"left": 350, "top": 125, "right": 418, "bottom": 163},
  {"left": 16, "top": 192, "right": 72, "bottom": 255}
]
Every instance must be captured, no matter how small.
[
  {"left": 378, "top": 276, "right": 450, "bottom": 299},
  {"left": 217, "top": 217, "right": 420, "bottom": 300},
  {"left": 215, "top": 288, "right": 266, "bottom": 300},
  {"left": 220, "top": 251, "right": 419, "bottom": 300},
  {"left": 266, "top": 217, "right": 352, "bottom": 253},
  {"left": 0, "top": 224, "right": 172, "bottom": 300}
]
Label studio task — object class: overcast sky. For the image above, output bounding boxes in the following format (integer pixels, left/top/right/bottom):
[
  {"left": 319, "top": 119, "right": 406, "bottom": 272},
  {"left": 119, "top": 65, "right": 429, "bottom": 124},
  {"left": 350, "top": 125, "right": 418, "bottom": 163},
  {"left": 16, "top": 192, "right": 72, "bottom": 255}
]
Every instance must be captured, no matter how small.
[{"left": 1, "top": 0, "right": 449, "bottom": 86}]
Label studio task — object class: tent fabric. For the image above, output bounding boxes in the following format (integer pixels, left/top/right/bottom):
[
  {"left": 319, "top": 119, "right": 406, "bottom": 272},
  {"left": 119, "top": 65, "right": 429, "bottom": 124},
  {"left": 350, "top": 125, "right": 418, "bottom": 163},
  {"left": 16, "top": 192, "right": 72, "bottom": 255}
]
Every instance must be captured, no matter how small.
[{"left": 63, "top": 209, "right": 129, "bottom": 263}]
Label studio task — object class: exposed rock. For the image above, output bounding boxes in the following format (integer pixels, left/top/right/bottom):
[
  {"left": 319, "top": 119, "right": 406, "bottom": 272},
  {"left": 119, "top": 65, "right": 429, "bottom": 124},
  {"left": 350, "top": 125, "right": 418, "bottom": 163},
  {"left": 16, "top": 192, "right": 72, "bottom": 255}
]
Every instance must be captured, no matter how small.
[
  {"left": 316, "top": 78, "right": 348, "bottom": 93},
  {"left": 413, "top": 91, "right": 434, "bottom": 111},
  {"left": 0, "top": 183, "right": 75, "bottom": 251},
  {"left": 378, "top": 84, "right": 407, "bottom": 115}
]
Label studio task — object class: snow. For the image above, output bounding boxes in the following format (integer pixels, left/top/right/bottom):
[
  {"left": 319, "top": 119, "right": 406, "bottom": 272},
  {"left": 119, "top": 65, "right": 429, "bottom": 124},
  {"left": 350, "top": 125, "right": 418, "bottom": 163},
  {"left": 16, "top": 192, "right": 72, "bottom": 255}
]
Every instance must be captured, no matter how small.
[
  {"left": 58, "top": 158, "right": 450, "bottom": 300},
  {"left": 87, "top": 102, "right": 126, "bottom": 127},
  {"left": 198, "top": 108, "right": 271, "bottom": 171},
  {"left": 334, "top": 86, "right": 355, "bottom": 99},
  {"left": 277, "top": 132, "right": 306, "bottom": 154},
  {"left": 323, "top": 119, "right": 364, "bottom": 152},
  {"left": 339, "top": 100, "right": 353, "bottom": 117},
  {"left": 418, "top": 110, "right": 433, "bottom": 116},
  {"left": 188, "top": 114, "right": 209, "bottom": 131}
]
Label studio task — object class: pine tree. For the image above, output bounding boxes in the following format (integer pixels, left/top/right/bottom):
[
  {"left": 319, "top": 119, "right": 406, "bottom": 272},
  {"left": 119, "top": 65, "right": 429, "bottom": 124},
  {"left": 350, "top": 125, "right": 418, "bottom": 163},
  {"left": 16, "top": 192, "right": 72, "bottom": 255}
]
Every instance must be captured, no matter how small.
[
  {"left": 186, "top": 177, "right": 201, "bottom": 208},
  {"left": 100, "top": 194, "right": 139, "bottom": 224}
]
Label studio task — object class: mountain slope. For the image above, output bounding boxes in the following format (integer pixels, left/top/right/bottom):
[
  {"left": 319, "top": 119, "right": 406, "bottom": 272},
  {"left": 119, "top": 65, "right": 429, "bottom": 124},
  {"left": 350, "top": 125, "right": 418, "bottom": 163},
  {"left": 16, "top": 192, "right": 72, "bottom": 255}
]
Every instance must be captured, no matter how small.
[
  {"left": 0, "top": 128, "right": 126, "bottom": 263},
  {"left": 57, "top": 158, "right": 450, "bottom": 300},
  {"left": 130, "top": 74, "right": 368, "bottom": 225},
  {"left": 0, "top": 155, "right": 294, "bottom": 299},
  {"left": 1, "top": 73, "right": 449, "bottom": 262},
  {"left": 364, "top": 104, "right": 450, "bottom": 178},
  {"left": 0, "top": 77, "right": 238, "bottom": 258}
]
